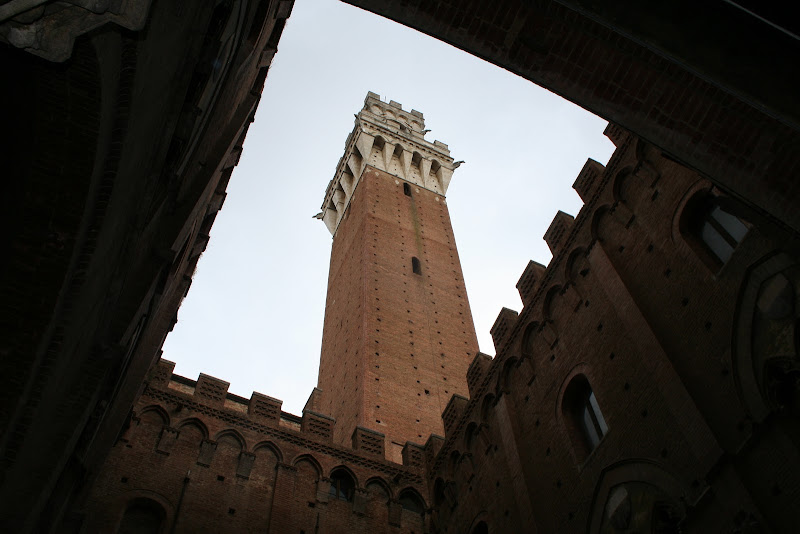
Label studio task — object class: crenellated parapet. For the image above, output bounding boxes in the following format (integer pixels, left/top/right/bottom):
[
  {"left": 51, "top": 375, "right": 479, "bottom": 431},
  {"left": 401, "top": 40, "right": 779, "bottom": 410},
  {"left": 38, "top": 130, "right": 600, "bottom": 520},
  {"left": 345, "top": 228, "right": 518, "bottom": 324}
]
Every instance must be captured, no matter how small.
[
  {"left": 144, "top": 359, "right": 429, "bottom": 472},
  {"left": 319, "top": 92, "right": 460, "bottom": 236}
]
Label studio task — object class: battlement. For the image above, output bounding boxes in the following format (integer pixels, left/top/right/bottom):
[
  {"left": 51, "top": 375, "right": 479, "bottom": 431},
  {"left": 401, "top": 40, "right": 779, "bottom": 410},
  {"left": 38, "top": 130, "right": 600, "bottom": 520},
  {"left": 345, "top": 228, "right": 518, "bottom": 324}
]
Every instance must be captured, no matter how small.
[
  {"left": 490, "top": 307, "right": 519, "bottom": 353},
  {"left": 147, "top": 359, "right": 437, "bottom": 468},
  {"left": 428, "top": 122, "right": 632, "bottom": 475},
  {"left": 319, "top": 91, "right": 461, "bottom": 236}
]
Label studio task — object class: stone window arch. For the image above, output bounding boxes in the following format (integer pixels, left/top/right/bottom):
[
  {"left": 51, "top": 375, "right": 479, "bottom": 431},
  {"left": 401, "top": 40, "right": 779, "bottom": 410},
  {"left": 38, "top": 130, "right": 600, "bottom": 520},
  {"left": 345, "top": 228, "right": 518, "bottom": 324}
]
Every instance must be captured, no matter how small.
[
  {"left": 464, "top": 422, "right": 480, "bottom": 452},
  {"left": 562, "top": 374, "right": 608, "bottom": 459},
  {"left": 521, "top": 322, "right": 539, "bottom": 358},
  {"left": 732, "top": 254, "right": 800, "bottom": 421},
  {"left": 398, "top": 488, "right": 425, "bottom": 515},
  {"left": 587, "top": 461, "right": 687, "bottom": 534},
  {"left": 365, "top": 477, "right": 391, "bottom": 502},
  {"left": 329, "top": 467, "right": 356, "bottom": 502},
  {"left": 680, "top": 190, "right": 749, "bottom": 269}
]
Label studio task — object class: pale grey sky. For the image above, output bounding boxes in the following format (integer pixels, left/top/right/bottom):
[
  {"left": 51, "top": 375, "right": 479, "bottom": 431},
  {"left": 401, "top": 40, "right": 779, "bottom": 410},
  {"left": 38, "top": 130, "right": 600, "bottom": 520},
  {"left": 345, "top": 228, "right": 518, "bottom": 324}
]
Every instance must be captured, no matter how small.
[{"left": 164, "top": 0, "right": 616, "bottom": 415}]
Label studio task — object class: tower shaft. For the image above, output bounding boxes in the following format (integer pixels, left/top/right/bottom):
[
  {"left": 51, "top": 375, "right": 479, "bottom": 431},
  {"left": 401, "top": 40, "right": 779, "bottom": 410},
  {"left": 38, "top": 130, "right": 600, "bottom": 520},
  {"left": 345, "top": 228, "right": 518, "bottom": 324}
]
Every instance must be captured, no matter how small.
[{"left": 317, "top": 93, "right": 478, "bottom": 461}]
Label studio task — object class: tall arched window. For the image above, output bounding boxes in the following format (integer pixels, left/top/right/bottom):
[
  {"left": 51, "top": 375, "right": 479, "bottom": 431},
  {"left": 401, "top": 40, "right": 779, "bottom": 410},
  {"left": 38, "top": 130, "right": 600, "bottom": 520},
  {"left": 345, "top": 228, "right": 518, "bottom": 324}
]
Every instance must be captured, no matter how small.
[
  {"left": 403, "top": 182, "right": 412, "bottom": 197},
  {"left": 683, "top": 193, "right": 749, "bottom": 267},
  {"left": 329, "top": 468, "right": 356, "bottom": 502},
  {"left": 563, "top": 375, "right": 608, "bottom": 459}
]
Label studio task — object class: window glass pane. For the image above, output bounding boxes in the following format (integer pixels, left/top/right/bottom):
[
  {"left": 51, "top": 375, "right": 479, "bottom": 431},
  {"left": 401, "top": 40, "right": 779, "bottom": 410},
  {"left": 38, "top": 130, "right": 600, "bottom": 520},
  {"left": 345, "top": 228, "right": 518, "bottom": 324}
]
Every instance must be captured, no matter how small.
[
  {"left": 701, "top": 221, "right": 734, "bottom": 262},
  {"left": 589, "top": 392, "right": 608, "bottom": 435},
  {"left": 710, "top": 206, "right": 748, "bottom": 243},
  {"left": 581, "top": 405, "right": 601, "bottom": 448}
]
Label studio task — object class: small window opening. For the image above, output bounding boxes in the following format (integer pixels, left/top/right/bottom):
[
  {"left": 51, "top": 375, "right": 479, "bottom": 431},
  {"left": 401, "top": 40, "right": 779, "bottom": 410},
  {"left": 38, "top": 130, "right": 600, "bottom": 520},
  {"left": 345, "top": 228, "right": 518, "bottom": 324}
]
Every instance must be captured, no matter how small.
[
  {"left": 329, "top": 468, "right": 356, "bottom": 502},
  {"left": 412, "top": 257, "right": 421, "bottom": 275},
  {"left": 404, "top": 182, "right": 412, "bottom": 196}
]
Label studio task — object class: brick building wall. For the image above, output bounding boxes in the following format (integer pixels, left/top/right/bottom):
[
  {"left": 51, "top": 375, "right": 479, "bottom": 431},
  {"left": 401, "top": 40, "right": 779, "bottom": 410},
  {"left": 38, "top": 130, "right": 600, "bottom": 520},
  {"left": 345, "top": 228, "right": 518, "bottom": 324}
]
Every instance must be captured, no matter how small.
[
  {"left": 82, "top": 360, "right": 430, "bottom": 533},
  {"left": 426, "top": 126, "right": 800, "bottom": 533},
  {"left": 0, "top": 1, "right": 295, "bottom": 529}
]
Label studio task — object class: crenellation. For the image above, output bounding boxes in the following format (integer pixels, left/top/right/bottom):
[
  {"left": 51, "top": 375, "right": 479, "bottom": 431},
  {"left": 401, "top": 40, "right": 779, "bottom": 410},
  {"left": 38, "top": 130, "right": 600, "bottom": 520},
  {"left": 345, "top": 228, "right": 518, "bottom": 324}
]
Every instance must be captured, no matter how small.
[
  {"left": 150, "top": 358, "right": 175, "bottom": 384},
  {"left": 543, "top": 210, "right": 575, "bottom": 254},
  {"left": 402, "top": 441, "right": 425, "bottom": 469},
  {"left": 249, "top": 391, "right": 282, "bottom": 425},
  {"left": 466, "top": 352, "right": 493, "bottom": 399},
  {"left": 490, "top": 307, "right": 519, "bottom": 353},
  {"left": 442, "top": 394, "right": 470, "bottom": 438},
  {"left": 195, "top": 373, "right": 229, "bottom": 405},
  {"left": 352, "top": 426, "right": 386, "bottom": 457},
  {"left": 516, "top": 260, "right": 547, "bottom": 306},
  {"left": 302, "top": 410, "right": 335, "bottom": 443},
  {"left": 573, "top": 158, "right": 606, "bottom": 202},
  {"left": 603, "top": 122, "right": 629, "bottom": 147}
]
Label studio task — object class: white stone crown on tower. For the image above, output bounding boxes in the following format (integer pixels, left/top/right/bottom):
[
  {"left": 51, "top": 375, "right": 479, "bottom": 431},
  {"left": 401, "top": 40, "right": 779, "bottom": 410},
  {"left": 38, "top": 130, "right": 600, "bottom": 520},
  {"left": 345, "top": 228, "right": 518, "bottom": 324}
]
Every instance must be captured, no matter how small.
[{"left": 319, "top": 92, "right": 459, "bottom": 236}]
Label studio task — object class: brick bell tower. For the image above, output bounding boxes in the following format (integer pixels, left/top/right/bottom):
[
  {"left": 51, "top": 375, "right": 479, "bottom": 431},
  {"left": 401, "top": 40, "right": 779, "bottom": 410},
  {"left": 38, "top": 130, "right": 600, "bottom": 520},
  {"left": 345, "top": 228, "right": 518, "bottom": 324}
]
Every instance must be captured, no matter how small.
[{"left": 316, "top": 92, "right": 479, "bottom": 462}]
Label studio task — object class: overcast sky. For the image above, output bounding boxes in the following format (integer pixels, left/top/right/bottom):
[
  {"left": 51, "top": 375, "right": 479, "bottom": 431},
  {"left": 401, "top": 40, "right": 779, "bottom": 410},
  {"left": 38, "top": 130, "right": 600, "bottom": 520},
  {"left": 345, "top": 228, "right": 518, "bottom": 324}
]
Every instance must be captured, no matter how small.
[{"left": 163, "top": 0, "right": 616, "bottom": 416}]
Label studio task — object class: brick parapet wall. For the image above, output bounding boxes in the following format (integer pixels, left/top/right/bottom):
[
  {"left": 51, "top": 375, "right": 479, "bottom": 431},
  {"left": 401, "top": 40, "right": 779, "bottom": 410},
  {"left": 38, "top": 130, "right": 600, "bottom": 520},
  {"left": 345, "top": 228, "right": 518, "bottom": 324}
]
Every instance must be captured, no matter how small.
[{"left": 145, "top": 361, "right": 423, "bottom": 478}]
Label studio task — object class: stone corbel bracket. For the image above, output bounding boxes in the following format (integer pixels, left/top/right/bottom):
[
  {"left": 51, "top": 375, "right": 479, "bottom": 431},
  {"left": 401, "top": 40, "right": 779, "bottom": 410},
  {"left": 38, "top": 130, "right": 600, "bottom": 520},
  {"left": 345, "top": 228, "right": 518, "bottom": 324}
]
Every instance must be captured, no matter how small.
[{"left": 0, "top": 0, "right": 153, "bottom": 62}]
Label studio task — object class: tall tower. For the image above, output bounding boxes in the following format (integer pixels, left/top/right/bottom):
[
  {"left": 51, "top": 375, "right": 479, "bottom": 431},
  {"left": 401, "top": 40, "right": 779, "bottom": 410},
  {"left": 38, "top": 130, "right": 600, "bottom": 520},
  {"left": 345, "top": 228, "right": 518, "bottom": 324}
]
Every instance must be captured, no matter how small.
[{"left": 317, "top": 92, "right": 479, "bottom": 462}]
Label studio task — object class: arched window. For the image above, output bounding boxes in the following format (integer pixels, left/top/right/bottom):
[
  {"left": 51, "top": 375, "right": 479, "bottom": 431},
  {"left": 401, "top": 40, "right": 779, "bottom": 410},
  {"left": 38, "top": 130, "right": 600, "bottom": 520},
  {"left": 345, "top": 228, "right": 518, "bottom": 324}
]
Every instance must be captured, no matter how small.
[
  {"left": 329, "top": 468, "right": 356, "bottom": 502},
  {"left": 366, "top": 479, "right": 390, "bottom": 501},
  {"left": 684, "top": 194, "right": 749, "bottom": 266},
  {"left": 471, "top": 521, "right": 489, "bottom": 534},
  {"left": 563, "top": 375, "right": 608, "bottom": 458},
  {"left": 403, "top": 182, "right": 412, "bottom": 196},
  {"left": 398, "top": 488, "right": 425, "bottom": 515},
  {"left": 117, "top": 498, "right": 165, "bottom": 534},
  {"left": 412, "top": 256, "right": 421, "bottom": 275}
]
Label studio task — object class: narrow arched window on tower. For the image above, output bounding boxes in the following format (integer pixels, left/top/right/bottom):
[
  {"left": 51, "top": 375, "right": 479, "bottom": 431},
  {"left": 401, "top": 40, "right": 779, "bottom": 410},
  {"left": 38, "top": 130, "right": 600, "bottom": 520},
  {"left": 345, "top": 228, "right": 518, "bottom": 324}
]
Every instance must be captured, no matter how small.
[
  {"left": 412, "top": 257, "right": 421, "bottom": 275},
  {"left": 403, "top": 182, "right": 412, "bottom": 197}
]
